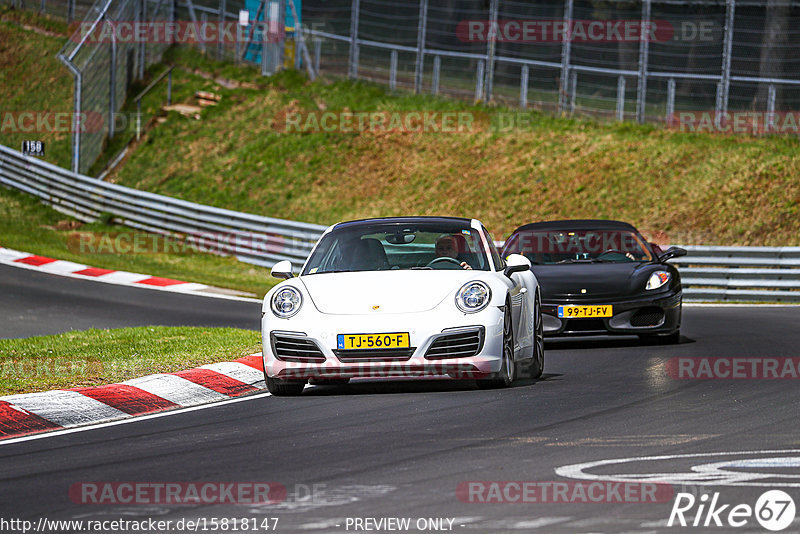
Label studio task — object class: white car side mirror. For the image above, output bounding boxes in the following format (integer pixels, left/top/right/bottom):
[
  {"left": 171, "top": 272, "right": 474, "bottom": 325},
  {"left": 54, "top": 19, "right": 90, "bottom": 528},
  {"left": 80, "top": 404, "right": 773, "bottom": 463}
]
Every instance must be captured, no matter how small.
[
  {"left": 504, "top": 253, "right": 531, "bottom": 278},
  {"left": 271, "top": 260, "right": 294, "bottom": 280}
]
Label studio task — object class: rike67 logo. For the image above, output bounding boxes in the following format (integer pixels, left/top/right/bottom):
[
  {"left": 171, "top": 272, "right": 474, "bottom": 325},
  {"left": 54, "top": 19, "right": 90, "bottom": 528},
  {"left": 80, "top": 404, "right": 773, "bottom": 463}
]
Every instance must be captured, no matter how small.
[{"left": 668, "top": 490, "right": 796, "bottom": 531}]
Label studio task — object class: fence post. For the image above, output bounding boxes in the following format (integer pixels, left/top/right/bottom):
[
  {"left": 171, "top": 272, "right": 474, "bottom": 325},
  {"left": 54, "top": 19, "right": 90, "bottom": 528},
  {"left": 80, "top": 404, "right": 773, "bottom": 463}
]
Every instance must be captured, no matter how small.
[
  {"left": 484, "top": 0, "right": 498, "bottom": 101},
  {"left": 767, "top": 84, "right": 776, "bottom": 132},
  {"left": 414, "top": 0, "right": 428, "bottom": 94},
  {"left": 109, "top": 17, "right": 117, "bottom": 138},
  {"left": 389, "top": 49, "right": 397, "bottom": 91},
  {"left": 40, "top": 0, "right": 45, "bottom": 14},
  {"left": 314, "top": 38, "right": 322, "bottom": 75},
  {"left": 520, "top": 64, "right": 529, "bottom": 109},
  {"left": 715, "top": 82, "right": 724, "bottom": 129},
  {"left": 432, "top": 55, "right": 440, "bottom": 95},
  {"left": 719, "top": 0, "right": 735, "bottom": 120},
  {"left": 261, "top": 0, "right": 269, "bottom": 75},
  {"left": 569, "top": 69, "right": 577, "bottom": 113},
  {"left": 666, "top": 77, "right": 675, "bottom": 121},
  {"left": 616, "top": 75, "right": 625, "bottom": 121},
  {"left": 72, "top": 72, "right": 82, "bottom": 173},
  {"left": 218, "top": 0, "right": 227, "bottom": 60},
  {"left": 67, "top": 0, "right": 74, "bottom": 23},
  {"left": 475, "top": 59, "right": 485, "bottom": 102},
  {"left": 558, "top": 0, "right": 574, "bottom": 113},
  {"left": 348, "top": 0, "right": 360, "bottom": 79},
  {"left": 636, "top": 0, "right": 651, "bottom": 124},
  {"left": 138, "top": 0, "right": 146, "bottom": 79}
]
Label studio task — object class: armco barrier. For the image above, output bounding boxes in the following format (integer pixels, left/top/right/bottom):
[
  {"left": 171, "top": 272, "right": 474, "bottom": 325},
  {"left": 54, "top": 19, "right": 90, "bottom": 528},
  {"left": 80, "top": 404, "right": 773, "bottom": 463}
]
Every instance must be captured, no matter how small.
[
  {"left": 0, "top": 145, "right": 327, "bottom": 268},
  {"left": 2, "top": 145, "right": 799, "bottom": 301},
  {"left": 670, "top": 246, "right": 800, "bottom": 303}
]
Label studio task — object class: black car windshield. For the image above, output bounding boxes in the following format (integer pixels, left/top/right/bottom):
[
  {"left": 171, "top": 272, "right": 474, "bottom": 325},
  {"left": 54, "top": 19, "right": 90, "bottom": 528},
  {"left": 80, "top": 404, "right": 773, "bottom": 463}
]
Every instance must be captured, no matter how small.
[
  {"left": 503, "top": 229, "right": 653, "bottom": 264},
  {"left": 302, "top": 221, "right": 491, "bottom": 274}
]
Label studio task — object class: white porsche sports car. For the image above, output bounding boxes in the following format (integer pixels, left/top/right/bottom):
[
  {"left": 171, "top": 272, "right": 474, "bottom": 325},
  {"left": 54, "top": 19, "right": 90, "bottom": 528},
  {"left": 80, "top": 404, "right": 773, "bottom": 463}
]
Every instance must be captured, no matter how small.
[{"left": 261, "top": 217, "right": 544, "bottom": 395}]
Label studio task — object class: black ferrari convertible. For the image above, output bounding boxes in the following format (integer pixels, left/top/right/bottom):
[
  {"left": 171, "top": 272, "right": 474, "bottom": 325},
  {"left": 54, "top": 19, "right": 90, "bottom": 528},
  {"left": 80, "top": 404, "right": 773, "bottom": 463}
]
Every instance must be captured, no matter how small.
[{"left": 500, "top": 220, "right": 686, "bottom": 343}]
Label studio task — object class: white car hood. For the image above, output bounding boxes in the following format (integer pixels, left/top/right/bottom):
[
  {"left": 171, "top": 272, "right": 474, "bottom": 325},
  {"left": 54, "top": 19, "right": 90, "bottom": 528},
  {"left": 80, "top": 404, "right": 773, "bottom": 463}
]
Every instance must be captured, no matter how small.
[{"left": 299, "top": 270, "right": 479, "bottom": 315}]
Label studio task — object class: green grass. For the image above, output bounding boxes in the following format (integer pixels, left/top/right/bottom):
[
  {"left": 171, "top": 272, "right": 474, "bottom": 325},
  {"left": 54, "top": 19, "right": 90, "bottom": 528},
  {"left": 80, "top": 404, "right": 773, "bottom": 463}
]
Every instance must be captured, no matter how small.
[
  {"left": 0, "top": 326, "right": 261, "bottom": 394},
  {"left": 0, "top": 7, "right": 74, "bottom": 169},
  {"left": 0, "top": 185, "right": 279, "bottom": 297},
  {"left": 104, "top": 47, "right": 800, "bottom": 247}
]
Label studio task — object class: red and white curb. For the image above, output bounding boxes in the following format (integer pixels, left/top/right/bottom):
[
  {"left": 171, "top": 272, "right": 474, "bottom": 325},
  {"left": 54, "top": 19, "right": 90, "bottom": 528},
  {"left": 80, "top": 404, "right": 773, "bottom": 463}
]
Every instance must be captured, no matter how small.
[
  {"left": 0, "top": 246, "right": 256, "bottom": 300},
  {"left": 0, "top": 354, "right": 266, "bottom": 440}
]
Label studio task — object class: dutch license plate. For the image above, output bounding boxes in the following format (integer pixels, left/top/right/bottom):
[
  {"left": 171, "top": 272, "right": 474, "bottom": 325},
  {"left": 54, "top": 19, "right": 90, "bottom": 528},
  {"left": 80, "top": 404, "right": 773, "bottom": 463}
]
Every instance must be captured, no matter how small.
[
  {"left": 337, "top": 332, "right": 410, "bottom": 350},
  {"left": 558, "top": 305, "right": 613, "bottom": 318}
]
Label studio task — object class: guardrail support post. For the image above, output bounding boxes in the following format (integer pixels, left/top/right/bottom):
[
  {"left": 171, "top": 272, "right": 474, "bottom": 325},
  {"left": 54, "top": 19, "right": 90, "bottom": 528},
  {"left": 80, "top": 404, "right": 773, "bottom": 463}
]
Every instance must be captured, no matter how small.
[
  {"left": 431, "top": 55, "right": 440, "bottom": 95},
  {"left": 348, "top": 0, "right": 360, "bottom": 79},
  {"left": 520, "top": 64, "right": 529, "bottom": 109},
  {"left": 636, "top": 0, "right": 651, "bottom": 124},
  {"left": 569, "top": 69, "right": 577, "bottom": 113},
  {"left": 616, "top": 76, "right": 626, "bottom": 121},
  {"left": 109, "top": 16, "right": 117, "bottom": 139},
  {"left": 767, "top": 84, "right": 776, "bottom": 132},
  {"left": 475, "top": 60, "right": 485, "bottom": 102},
  {"left": 666, "top": 77, "right": 676, "bottom": 121},
  {"left": 389, "top": 49, "right": 397, "bottom": 91},
  {"left": 414, "top": 0, "right": 428, "bottom": 94}
]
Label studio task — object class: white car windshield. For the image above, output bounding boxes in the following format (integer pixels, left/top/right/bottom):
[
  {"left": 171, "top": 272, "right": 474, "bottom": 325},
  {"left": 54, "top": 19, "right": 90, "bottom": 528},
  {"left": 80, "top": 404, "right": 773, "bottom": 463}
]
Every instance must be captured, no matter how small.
[{"left": 302, "top": 221, "right": 491, "bottom": 274}]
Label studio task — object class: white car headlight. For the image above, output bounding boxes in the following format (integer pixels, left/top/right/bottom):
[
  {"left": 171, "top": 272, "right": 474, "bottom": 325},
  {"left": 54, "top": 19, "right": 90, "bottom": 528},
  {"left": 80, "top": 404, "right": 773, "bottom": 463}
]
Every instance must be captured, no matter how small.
[
  {"left": 646, "top": 271, "right": 671, "bottom": 290},
  {"left": 271, "top": 286, "right": 303, "bottom": 318},
  {"left": 455, "top": 281, "right": 491, "bottom": 313}
]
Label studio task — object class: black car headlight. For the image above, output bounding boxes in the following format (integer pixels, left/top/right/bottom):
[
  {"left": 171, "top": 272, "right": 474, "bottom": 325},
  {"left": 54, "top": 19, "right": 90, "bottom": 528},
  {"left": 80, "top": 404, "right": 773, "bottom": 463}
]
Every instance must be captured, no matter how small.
[{"left": 646, "top": 271, "right": 671, "bottom": 291}]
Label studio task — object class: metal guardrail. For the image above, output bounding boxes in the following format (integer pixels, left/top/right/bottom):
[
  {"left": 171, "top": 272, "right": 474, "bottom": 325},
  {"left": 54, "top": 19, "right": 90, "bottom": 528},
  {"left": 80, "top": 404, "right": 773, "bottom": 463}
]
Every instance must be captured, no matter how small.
[
  {"left": 2, "top": 144, "right": 799, "bottom": 300},
  {"left": 0, "top": 145, "right": 327, "bottom": 268},
  {"left": 671, "top": 246, "right": 800, "bottom": 302}
]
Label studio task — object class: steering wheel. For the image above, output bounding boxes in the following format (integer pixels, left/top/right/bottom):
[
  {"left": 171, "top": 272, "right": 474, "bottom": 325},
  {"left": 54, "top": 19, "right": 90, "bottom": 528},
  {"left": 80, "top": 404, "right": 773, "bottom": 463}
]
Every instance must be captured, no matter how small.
[
  {"left": 597, "top": 249, "right": 634, "bottom": 260},
  {"left": 426, "top": 257, "right": 463, "bottom": 269}
]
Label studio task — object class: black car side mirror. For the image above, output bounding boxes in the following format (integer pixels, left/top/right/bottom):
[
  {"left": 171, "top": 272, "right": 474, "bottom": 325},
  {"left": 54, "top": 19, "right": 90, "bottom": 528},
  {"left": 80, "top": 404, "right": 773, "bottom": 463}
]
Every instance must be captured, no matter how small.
[
  {"left": 658, "top": 246, "right": 687, "bottom": 262},
  {"left": 504, "top": 253, "right": 531, "bottom": 278}
]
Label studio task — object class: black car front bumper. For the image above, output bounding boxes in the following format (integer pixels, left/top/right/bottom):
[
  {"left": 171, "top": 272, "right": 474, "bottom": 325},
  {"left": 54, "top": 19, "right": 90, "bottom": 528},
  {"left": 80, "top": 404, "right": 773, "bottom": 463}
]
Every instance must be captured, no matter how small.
[{"left": 541, "top": 289, "right": 682, "bottom": 337}]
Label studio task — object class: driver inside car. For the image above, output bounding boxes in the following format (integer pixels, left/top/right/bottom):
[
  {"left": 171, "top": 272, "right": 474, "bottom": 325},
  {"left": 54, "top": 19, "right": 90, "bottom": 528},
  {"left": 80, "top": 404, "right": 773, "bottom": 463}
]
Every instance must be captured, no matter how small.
[{"left": 434, "top": 234, "right": 472, "bottom": 270}]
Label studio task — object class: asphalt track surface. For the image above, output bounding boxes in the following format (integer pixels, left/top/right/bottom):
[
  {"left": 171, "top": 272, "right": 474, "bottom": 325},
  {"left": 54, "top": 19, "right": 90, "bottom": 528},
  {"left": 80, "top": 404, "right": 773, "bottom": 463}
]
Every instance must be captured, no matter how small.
[{"left": 2, "top": 265, "right": 800, "bottom": 533}]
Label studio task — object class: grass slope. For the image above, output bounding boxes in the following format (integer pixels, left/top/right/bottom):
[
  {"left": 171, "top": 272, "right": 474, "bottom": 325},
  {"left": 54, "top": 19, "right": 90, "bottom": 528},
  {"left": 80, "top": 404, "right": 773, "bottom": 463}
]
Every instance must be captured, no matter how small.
[
  {"left": 0, "top": 326, "right": 260, "bottom": 394},
  {"left": 105, "top": 48, "right": 800, "bottom": 246},
  {"left": 0, "top": 7, "right": 73, "bottom": 169}
]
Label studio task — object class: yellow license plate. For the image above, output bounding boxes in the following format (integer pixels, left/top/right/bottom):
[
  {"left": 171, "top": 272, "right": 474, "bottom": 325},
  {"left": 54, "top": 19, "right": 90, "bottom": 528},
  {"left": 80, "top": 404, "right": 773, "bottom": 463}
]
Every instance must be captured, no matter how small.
[
  {"left": 337, "top": 332, "right": 410, "bottom": 350},
  {"left": 558, "top": 305, "right": 613, "bottom": 318}
]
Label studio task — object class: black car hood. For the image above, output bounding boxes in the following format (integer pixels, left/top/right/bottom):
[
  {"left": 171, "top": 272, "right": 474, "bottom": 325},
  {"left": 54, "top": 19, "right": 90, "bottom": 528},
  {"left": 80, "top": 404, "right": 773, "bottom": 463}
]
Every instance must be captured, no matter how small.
[{"left": 532, "top": 262, "right": 657, "bottom": 300}]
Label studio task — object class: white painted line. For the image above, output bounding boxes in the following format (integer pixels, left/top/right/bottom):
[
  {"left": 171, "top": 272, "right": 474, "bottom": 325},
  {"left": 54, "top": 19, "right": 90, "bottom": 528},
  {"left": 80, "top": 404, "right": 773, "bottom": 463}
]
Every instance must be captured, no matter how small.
[
  {"left": 0, "top": 252, "right": 260, "bottom": 303},
  {"left": 36, "top": 260, "right": 90, "bottom": 274},
  {"left": 165, "top": 282, "right": 211, "bottom": 293},
  {"left": 0, "top": 390, "right": 129, "bottom": 427},
  {"left": 0, "top": 391, "right": 272, "bottom": 446},
  {"left": 199, "top": 362, "right": 265, "bottom": 387},
  {"left": 0, "top": 248, "right": 32, "bottom": 261},
  {"left": 122, "top": 374, "right": 228, "bottom": 406},
  {"left": 99, "top": 271, "right": 152, "bottom": 284}
]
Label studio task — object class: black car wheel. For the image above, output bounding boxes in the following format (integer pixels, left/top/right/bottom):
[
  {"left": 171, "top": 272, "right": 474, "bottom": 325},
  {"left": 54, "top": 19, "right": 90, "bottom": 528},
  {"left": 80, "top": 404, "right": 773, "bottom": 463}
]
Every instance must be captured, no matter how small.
[
  {"left": 478, "top": 302, "right": 515, "bottom": 389},
  {"left": 526, "top": 291, "right": 545, "bottom": 379},
  {"left": 265, "top": 376, "right": 306, "bottom": 396}
]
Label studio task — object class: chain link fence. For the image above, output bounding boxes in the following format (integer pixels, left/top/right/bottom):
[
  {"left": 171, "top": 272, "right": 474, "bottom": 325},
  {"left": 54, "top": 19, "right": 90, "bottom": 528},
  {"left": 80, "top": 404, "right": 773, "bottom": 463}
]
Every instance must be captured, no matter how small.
[
  {"left": 3, "top": 0, "right": 799, "bottom": 173},
  {"left": 303, "top": 0, "right": 800, "bottom": 125}
]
